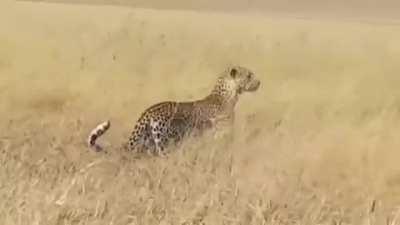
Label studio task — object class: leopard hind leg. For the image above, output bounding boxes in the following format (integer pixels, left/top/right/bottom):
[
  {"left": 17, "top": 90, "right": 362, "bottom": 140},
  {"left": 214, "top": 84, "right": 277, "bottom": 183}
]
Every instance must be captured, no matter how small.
[
  {"left": 127, "top": 120, "right": 156, "bottom": 154},
  {"left": 149, "top": 117, "right": 173, "bottom": 156}
]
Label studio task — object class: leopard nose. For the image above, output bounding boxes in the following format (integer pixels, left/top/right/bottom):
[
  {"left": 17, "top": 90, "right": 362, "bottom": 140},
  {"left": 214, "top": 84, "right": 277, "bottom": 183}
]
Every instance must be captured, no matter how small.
[
  {"left": 246, "top": 79, "right": 260, "bottom": 92},
  {"left": 254, "top": 80, "right": 260, "bottom": 89}
]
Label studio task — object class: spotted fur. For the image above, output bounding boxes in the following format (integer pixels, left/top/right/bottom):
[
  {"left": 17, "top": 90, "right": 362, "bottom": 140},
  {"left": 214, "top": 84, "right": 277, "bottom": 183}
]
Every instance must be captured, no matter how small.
[{"left": 87, "top": 66, "right": 260, "bottom": 155}]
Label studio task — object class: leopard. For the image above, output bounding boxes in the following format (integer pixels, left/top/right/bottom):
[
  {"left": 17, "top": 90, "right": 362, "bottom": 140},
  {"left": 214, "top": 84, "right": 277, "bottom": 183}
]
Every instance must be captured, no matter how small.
[{"left": 87, "top": 65, "right": 260, "bottom": 155}]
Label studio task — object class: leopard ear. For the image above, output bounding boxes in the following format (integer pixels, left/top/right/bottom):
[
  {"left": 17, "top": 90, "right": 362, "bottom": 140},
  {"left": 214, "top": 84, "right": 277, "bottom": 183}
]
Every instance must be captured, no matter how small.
[{"left": 230, "top": 68, "right": 238, "bottom": 78}]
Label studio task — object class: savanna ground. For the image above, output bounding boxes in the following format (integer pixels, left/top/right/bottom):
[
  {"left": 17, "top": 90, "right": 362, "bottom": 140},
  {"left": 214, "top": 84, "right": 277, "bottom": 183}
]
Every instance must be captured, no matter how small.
[{"left": 2, "top": 0, "right": 400, "bottom": 224}]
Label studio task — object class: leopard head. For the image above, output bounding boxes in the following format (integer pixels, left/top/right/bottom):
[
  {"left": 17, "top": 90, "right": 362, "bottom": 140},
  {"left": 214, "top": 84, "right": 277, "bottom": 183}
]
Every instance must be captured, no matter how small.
[{"left": 213, "top": 66, "right": 260, "bottom": 97}]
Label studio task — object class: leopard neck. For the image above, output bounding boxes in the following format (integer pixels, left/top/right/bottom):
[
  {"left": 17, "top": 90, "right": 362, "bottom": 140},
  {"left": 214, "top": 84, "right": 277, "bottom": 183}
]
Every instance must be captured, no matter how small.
[{"left": 204, "top": 79, "right": 239, "bottom": 111}]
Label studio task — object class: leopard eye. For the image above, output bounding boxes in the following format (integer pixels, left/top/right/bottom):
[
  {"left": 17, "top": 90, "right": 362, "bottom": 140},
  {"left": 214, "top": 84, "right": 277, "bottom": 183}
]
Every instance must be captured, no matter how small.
[{"left": 247, "top": 73, "right": 252, "bottom": 80}]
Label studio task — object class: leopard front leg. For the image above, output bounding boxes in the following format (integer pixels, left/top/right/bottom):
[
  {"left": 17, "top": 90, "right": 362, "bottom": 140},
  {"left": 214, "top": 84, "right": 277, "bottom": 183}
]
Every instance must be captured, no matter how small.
[{"left": 212, "top": 114, "right": 235, "bottom": 147}]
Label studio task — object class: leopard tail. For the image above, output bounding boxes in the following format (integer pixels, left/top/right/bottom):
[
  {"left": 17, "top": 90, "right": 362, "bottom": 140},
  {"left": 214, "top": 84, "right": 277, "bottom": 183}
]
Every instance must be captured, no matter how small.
[{"left": 87, "top": 120, "right": 111, "bottom": 151}]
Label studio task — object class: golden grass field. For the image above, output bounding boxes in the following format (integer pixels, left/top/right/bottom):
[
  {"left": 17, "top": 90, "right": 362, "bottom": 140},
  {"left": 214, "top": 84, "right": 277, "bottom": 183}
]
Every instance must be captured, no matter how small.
[{"left": 2, "top": 0, "right": 400, "bottom": 224}]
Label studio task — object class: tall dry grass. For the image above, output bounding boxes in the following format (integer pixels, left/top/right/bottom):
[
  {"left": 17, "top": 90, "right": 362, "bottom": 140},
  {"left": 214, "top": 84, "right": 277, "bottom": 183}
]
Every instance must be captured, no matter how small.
[{"left": 2, "top": 1, "right": 400, "bottom": 224}]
